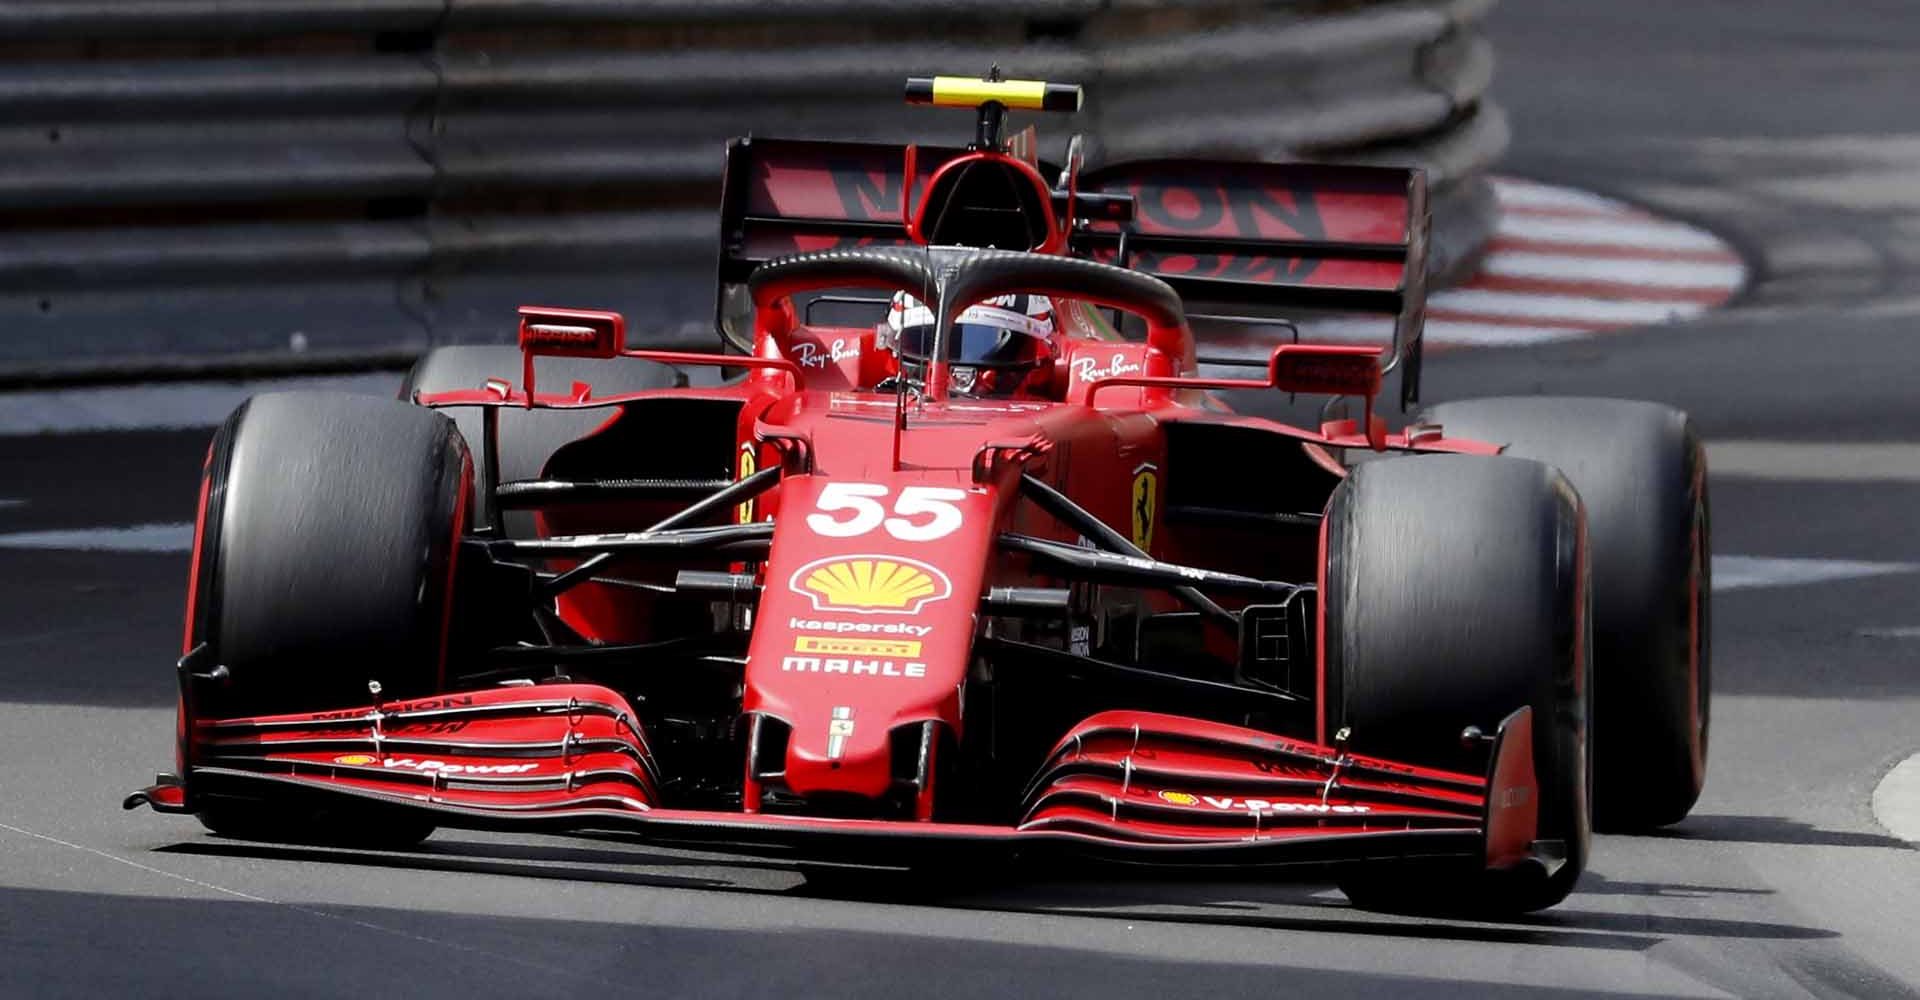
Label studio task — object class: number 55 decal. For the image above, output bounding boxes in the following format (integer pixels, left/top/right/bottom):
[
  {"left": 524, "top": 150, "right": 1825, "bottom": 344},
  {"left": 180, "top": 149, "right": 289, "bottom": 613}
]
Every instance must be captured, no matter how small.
[{"left": 807, "top": 483, "right": 968, "bottom": 542}]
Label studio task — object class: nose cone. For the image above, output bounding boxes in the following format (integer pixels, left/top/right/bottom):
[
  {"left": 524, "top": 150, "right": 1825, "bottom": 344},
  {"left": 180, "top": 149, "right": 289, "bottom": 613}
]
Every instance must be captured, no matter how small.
[
  {"left": 783, "top": 703, "right": 896, "bottom": 800},
  {"left": 742, "top": 474, "right": 994, "bottom": 807}
]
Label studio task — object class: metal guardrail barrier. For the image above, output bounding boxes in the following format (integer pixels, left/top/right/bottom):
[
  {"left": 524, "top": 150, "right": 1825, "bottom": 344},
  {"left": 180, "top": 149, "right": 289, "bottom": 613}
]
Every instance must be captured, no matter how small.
[{"left": 0, "top": 0, "right": 1504, "bottom": 384}]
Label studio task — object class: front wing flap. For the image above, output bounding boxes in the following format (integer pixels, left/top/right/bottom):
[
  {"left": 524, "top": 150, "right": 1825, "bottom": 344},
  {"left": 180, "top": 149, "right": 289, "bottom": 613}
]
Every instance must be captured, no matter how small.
[{"left": 132, "top": 683, "right": 1539, "bottom": 870}]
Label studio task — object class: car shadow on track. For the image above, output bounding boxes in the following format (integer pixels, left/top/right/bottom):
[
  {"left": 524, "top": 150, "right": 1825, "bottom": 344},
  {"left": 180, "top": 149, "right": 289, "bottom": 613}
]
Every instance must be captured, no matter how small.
[
  {"left": 156, "top": 838, "right": 754, "bottom": 894},
  {"left": 0, "top": 883, "right": 1685, "bottom": 1000},
  {"left": 1637, "top": 813, "right": 1914, "bottom": 851},
  {"left": 154, "top": 834, "right": 1838, "bottom": 954},
  {"left": 1576, "top": 871, "right": 1776, "bottom": 899}
]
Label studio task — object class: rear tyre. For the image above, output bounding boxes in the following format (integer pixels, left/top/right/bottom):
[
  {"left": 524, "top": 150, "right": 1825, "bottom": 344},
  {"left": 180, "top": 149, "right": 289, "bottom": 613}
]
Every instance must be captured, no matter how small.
[
  {"left": 186, "top": 392, "right": 470, "bottom": 847},
  {"left": 1419, "top": 397, "right": 1708, "bottom": 830},
  {"left": 1325, "top": 455, "right": 1591, "bottom": 915},
  {"left": 401, "top": 345, "right": 681, "bottom": 534}
]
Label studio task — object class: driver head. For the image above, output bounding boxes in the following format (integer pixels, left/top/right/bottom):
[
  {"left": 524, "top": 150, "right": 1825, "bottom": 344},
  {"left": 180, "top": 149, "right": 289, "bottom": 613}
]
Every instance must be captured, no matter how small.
[{"left": 880, "top": 291, "right": 1055, "bottom": 398}]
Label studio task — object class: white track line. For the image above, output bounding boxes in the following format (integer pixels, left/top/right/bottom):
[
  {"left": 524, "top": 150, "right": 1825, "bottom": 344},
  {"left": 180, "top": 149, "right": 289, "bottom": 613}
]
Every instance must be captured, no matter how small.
[
  {"left": 0, "top": 373, "right": 395, "bottom": 436},
  {"left": 1713, "top": 555, "right": 1919, "bottom": 591},
  {"left": 1872, "top": 754, "right": 1920, "bottom": 846},
  {"left": 1857, "top": 626, "right": 1920, "bottom": 640},
  {"left": 1707, "top": 441, "right": 1920, "bottom": 483},
  {"left": 0, "top": 523, "right": 193, "bottom": 553}
]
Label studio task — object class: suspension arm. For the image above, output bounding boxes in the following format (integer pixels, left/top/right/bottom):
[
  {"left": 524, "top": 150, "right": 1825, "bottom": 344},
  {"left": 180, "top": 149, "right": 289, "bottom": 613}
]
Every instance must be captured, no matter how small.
[{"left": 1017, "top": 473, "right": 1237, "bottom": 629}]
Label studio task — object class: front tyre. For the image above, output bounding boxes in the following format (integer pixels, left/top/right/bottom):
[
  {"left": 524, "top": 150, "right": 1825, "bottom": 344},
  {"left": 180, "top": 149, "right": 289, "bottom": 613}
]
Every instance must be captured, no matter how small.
[
  {"left": 1324, "top": 455, "right": 1591, "bottom": 915},
  {"left": 185, "top": 392, "right": 470, "bottom": 847}
]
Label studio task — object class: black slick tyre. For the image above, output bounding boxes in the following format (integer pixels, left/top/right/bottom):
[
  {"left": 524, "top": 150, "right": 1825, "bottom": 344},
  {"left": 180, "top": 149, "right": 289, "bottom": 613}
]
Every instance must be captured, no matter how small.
[
  {"left": 1420, "top": 397, "right": 1709, "bottom": 831},
  {"left": 1325, "top": 455, "right": 1591, "bottom": 915},
  {"left": 185, "top": 392, "right": 470, "bottom": 847}
]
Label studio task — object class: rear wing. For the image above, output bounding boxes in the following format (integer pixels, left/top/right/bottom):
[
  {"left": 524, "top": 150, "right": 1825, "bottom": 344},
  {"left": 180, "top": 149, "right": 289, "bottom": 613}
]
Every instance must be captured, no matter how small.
[
  {"left": 715, "top": 139, "right": 1430, "bottom": 405},
  {"left": 717, "top": 137, "right": 973, "bottom": 283},
  {"left": 1072, "top": 160, "right": 1429, "bottom": 407}
]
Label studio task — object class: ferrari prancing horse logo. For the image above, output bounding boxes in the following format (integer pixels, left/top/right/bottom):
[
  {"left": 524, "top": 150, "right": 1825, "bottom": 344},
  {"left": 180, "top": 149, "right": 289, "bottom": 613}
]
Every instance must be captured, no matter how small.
[
  {"left": 1131, "top": 463, "right": 1159, "bottom": 551},
  {"left": 735, "top": 444, "right": 758, "bottom": 525}
]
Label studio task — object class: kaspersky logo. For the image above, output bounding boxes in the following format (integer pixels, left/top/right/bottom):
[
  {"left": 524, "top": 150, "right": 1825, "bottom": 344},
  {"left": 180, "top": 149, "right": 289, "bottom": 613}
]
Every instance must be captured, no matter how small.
[{"left": 789, "top": 555, "right": 952, "bottom": 615}]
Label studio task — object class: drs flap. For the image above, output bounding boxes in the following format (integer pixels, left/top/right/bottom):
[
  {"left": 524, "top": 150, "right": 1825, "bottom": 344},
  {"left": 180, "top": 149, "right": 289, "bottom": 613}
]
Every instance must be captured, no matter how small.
[
  {"left": 1071, "top": 159, "right": 1429, "bottom": 362},
  {"left": 1073, "top": 160, "right": 1425, "bottom": 301},
  {"left": 718, "top": 138, "right": 963, "bottom": 282}
]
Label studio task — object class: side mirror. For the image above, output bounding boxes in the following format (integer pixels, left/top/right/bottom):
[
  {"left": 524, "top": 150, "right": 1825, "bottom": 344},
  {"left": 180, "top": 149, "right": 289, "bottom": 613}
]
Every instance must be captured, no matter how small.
[
  {"left": 515, "top": 306, "right": 625, "bottom": 403},
  {"left": 1270, "top": 344, "right": 1387, "bottom": 450},
  {"left": 518, "top": 306, "right": 624, "bottom": 359},
  {"left": 1267, "top": 344, "right": 1382, "bottom": 399}
]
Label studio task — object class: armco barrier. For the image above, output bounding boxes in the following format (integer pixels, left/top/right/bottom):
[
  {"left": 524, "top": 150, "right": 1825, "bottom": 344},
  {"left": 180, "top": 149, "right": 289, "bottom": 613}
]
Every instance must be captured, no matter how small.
[{"left": 0, "top": 0, "right": 1504, "bottom": 383}]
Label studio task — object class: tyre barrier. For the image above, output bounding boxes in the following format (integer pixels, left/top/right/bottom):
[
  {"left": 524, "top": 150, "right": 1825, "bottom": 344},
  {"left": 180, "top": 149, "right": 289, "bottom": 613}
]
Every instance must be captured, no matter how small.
[{"left": 0, "top": 0, "right": 1505, "bottom": 383}]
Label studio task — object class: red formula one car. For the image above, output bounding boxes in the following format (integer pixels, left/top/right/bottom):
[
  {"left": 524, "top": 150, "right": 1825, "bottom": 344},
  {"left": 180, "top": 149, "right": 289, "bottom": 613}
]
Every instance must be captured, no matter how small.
[{"left": 131, "top": 77, "right": 1710, "bottom": 915}]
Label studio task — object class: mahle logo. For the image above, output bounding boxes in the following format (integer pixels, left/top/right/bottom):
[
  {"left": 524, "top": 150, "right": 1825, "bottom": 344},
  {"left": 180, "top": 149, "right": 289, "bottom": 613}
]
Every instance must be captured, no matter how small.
[{"left": 789, "top": 555, "right": 952, "bottom": 615}]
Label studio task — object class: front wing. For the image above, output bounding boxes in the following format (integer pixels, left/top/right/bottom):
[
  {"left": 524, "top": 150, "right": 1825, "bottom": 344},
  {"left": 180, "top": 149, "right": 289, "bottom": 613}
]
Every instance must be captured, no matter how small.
[{"left": 130, "top": 682, "right": 1547, "bottom": 873}]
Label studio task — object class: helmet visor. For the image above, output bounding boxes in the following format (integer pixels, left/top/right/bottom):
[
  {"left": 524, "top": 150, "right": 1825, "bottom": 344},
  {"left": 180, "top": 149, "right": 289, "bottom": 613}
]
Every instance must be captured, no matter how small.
[
  {"left": 893, "top": 296, "right": 1051, "bottom": 369},
  {"left": 898, "top": 322, "right": 1034, "bottom": 368}
]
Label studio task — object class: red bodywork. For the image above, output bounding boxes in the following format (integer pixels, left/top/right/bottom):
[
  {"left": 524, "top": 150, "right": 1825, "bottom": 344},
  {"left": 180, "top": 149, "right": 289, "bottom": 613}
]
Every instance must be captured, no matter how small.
[{"left": 133, "top": 132, "right": 1543, "bottom": 878}]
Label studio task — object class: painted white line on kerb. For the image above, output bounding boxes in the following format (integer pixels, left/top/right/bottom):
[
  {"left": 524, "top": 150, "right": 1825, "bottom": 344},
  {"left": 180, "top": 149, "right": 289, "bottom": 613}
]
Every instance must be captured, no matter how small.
[
  {"left": 1498, "top": 216, "right": 1730, "bottom": 253},
  {"left": 1428, "top": 288, "right": 1706, "bottom": 325},
  {"left": 1713, "top": 555, "right": 1919, "bottom": 591},
  {"left": 1419, "top": 322, "right": 1588, "bottom": 347},
  {"left": 1299, "top": 316, "right": 1591, "bottom": 348},
  {"left": 1872, "top": 753, "right": 1920, "bottom": 846},
  {"left": 1494, "top": 181, "right": 1633, "bottom": 214},
  {"left": 0, "top": 523, "right": 193, "bottom": 553},
  {"left": 1478, "top": 252, "right": 1747, "bottom": 289}
]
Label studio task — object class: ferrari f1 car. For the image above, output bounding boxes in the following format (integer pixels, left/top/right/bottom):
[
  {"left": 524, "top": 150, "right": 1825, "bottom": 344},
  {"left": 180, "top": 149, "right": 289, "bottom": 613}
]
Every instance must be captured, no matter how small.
[{"left": 131, "top": 76, "right": 1711, "bottom": 915}]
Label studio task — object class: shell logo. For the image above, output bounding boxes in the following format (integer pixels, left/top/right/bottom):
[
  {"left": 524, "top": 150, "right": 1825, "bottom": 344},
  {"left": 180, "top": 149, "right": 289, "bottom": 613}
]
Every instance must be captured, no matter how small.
[
  {"left": 1157, "top": 790, "right": 1199, "bottom": 806},
  {"left": 789, "top": 555, "right": 953, "bottom": 615},
  {"left": 333, "top": 754, "right": 378, "bottom": 766}
]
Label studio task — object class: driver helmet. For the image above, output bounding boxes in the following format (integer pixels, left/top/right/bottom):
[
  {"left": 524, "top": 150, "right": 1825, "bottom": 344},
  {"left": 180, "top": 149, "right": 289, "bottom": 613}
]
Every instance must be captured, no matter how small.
[{"left": 881, "top": 291, "right": 1055, "bottom": 397}]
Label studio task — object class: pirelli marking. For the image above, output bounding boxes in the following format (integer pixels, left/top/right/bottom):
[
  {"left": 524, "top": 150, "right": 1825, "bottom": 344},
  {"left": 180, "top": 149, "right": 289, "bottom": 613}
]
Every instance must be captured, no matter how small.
[{"left": 795, "top": 635, "right": 923, "bottom": 657}]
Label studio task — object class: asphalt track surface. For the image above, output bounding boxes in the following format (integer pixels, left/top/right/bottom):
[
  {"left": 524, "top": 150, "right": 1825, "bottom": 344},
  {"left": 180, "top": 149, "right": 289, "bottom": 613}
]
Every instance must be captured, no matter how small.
[{"left": 4, "top": 2, "right": 1920, "bottom": 996}]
